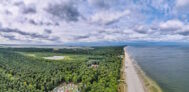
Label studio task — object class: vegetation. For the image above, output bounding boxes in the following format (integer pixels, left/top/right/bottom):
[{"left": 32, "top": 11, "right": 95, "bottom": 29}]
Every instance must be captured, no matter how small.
[{"left": 0, "top": 46, "right": 124, "bottom": 92}]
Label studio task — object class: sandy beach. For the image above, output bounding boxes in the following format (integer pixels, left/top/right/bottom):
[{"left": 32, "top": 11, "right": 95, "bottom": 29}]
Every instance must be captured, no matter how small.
[{"left": 124, "top": 47, "right": 145, "bottom": 92}]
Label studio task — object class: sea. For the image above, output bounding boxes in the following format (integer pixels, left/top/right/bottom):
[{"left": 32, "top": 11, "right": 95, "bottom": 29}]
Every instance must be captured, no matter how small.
[{"left": 127, "top": 45, "right": 189, "bottom": 92}]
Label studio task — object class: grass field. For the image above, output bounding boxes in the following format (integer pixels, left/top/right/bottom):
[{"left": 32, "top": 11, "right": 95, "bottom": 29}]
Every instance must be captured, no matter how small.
[{"left": 19, "top": 52, "right": 91, "bottom": 62}]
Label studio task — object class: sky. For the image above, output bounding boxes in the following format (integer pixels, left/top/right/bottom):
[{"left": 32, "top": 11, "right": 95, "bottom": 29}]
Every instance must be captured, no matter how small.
[{"left": 0, "top": 0, "right": 189, "bottom": 44}]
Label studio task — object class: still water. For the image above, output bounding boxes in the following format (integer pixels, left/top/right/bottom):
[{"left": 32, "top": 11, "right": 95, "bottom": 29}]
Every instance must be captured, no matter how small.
[{"left": 127, "top": 46, "right": 189, "bottom": 92}]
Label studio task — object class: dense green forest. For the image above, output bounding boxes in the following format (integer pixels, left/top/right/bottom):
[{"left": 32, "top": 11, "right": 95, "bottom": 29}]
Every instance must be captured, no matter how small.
[{"left": 0, "top": 46, "right": 124, "bottom": 92}]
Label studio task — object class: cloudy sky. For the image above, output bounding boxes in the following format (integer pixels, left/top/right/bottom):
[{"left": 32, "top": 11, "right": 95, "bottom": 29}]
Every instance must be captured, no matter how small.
[{"left": 0, "top": 0, "right": 189, "bottom": 44}]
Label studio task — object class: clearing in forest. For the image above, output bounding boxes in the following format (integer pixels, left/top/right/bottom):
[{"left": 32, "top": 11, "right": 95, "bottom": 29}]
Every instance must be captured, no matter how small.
[{"left": 43, "top": 56, "right": 65, "bottom": 60}]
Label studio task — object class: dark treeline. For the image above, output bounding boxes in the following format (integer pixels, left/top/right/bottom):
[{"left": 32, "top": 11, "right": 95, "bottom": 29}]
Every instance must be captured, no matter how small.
[{"left": 0, "top": 46, "right": 123, "bottom": 92}]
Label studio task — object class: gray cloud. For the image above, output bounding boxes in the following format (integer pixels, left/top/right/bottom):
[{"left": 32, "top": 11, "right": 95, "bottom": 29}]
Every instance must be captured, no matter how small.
[
  {"left": 49, "top": 36, "right": 60, "bottom": 41},
  {"left": 46, "top": 2, "right": 80, "bottom": 22},
  {"left": 179, "top": 31, "right": 189, "bottom": 36},
  {"left": 74, "top": 35, "right": 90, "bottom": 40},
  {"left": 133, "top": 25, "right": 149, "bottom": 34},
  {"left": 15, "top": 2, "right": 37, "bottom": 14},
  {"left": 88, "top": 0, "right": 126, "bottom": 9},
  {"left": 40, "top": 22, "right": 58, "bottom": 26},
  {"left": 44, "top": 29, "right": 52, "bottom": 34},
  {"left": 90, "top": 10, "right": 130, "bottom": 26},
  {"left": 1, "top": 28, "right": 33, "bottom": 36},
  {"left": 105, "top": 19, "right": 120, "bottom": 25},
  {"left": 0, "top": 34, "right": 18, "bottom": 40},
  {"left": 159, "top": 26, "right": 181, "bottom": 32},
  {"left": 5, "top": 10, "right": 12, "bottom": 15},
  {"left": 22, "top": 5, "right": 36, "bottom": 14},
  {"left": 29, "top": 19, "right": 38, "bottom": 25},
  {"left": 88, "top": 0, "right": 110, "bottom": 9},
  {"left": 14, "top": 1, "right": 25, "bottom": 6},
  {"left": 28, "top": 19, "right": 58, "bottom": 26},
  {"left": 0, "top": 27, "right": 59, "bottom": 41}
]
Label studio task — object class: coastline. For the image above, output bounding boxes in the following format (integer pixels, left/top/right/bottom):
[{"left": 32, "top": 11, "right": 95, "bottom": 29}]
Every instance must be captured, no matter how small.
[
  {"left": 118, "top": 51, "right": 127, "bottom": 92},
  {"left": 133, "top": 62, "right": 163, "bottom": 92},
  {"left": 125, "top": 47, "right": 162, "bottom": 92},
  {"left": 124, "top": 47, "right": 145, "bottom": 92}
]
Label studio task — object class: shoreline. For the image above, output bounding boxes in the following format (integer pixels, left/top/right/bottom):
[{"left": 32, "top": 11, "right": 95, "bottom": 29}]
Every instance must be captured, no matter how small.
[
  {"left": 133, "top": 61, "right": 162, "bottom": 92},
  {"left": 124, "top": 47, "right": 162, "bottom": 92},
  {"left": 118, "top": 51, "right": 127, "bottom": 92},
  {"left": 124, "top": 47, "right": 145, "bottom": 92}
]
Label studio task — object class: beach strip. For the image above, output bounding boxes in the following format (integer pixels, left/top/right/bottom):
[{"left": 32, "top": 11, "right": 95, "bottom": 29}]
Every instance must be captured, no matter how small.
[
  {"left": 124, "top": 47, "right": 145, "bottom": 92},
  {"left": 124, "top": 47, "right": 162, "bottom": 92}
]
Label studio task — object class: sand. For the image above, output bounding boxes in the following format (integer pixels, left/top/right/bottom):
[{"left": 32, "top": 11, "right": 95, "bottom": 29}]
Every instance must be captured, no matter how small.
[{"left": 124, "top": 47, "right": 145, "bottom": 92}]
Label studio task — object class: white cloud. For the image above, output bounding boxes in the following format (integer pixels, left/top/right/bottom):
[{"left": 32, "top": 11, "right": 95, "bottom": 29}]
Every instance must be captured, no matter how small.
[
  {"left": 0, "top": 0, "right": 189, "bottom": 44},
  {"left": 174, "top": 0, "right": 189, "bottom": 14},
  {"left": 159, "top": 19, "right": 184, "bottom": 31},
  {"left": 176, "top": 0, "right": 189, "bottom": 7}
]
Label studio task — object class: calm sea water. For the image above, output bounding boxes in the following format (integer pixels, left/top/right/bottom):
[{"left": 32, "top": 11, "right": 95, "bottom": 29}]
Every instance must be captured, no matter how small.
[{"left": 127, "top": 46, "right": 189, "bottom": 92}]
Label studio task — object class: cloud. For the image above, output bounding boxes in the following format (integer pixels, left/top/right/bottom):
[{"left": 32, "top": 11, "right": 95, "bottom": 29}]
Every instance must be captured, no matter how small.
[
  {"left": 88, "top": 0, "right": 127, "bottom": 10},
  {"left": 0, "top": 0, "right": 189, "bottom": 44},
  {"left": 88, "top": 0, "right": 112, "bottom": 9},
  {"left": 4, "top": 10, "right": 13, "bottom": 15},
  {"left": 44, "top": 29, "right": 52, "bottom": 34},
  {"left": 0, "top": 27, "right": 59, "bottom": 42},
  {"left": 46, "top": 1, "right": 80, "bottom": 22},
  {"left": 15, "top": 2, "right": 37, "bottom": 14},
  {"left": 174, "top": 0, "right": 189, "bottom": 15},
  {"left": 28, "top": 19, "right": 38, "bottom": 25},
  {"left": 150, "top": 19, "right": 189, "bottom": 37},
  {"left": 176, "top": 0, "right": 189, "bottom": 7},
  {"left": 21, "top": 4, "right": 36, "bottom": 14},
  {"left": 159, "top": 19, "right": 184, "bottom": 31},
  {"left": 73, "top": 35, "right": 90, "bottom": 40},
  {"left": 133, "top": 25, "right": 150, "bottom": 34},
  {"left": 179, "top": 31, "right": 189, "bottom": 36},
  {"left": 14, "top": 1, "right": 25, "bottom": 6},
  {"left": 90, "top": 10, "right": 130, "bottom": 25},
  {"left": 0, "top": 34, "right": 17, "bottom": 40}
]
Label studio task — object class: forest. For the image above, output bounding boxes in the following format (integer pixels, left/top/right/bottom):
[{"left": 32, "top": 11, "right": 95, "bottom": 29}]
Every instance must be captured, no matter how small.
[{"left": 0, "top": 46, "right": 124, "bottom": 92}]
